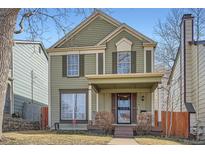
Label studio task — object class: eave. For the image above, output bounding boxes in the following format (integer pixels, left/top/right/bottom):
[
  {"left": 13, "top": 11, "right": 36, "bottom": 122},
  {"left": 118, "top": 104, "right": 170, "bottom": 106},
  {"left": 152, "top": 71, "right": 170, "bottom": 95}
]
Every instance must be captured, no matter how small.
[{"left": 85, "top": 73, "right": 163, "bottom": 85}]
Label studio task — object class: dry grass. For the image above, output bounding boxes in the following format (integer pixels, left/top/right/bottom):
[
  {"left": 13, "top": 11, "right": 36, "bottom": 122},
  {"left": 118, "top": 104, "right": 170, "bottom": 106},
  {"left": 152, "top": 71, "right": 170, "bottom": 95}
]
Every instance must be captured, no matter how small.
[
  {"left": 135, "top": 136, "right": 183, "bottom": 145},
  {"left": 0, "top": 131, "right": 112, "bottom": 145}
]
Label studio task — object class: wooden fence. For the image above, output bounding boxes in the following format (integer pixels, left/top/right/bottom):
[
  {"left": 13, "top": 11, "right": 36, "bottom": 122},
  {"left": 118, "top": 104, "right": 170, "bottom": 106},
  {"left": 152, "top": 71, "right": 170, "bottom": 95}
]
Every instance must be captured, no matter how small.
[
  {"left": 40, "top": 107, "right": 48, "bottom": 129},
  {"left": 155, "top": 111, "right": 189, "bottom": 138}
]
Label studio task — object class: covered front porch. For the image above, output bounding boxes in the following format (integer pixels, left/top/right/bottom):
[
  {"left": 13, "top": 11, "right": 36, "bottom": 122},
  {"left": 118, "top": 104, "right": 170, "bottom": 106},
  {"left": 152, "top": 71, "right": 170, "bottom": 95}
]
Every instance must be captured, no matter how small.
[{"left": 86, "top": 73, "right": 163, "bottom": 128}]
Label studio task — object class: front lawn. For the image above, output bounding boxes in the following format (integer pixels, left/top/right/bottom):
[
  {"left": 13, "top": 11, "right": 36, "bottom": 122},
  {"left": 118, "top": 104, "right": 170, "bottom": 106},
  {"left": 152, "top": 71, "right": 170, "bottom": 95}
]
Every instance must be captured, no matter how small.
[
  {"left": 135, "top": 136, "right": 184, "bottom": 145},
  {"left": 0, "top": 131, "right": 112, "bottom": 145}
]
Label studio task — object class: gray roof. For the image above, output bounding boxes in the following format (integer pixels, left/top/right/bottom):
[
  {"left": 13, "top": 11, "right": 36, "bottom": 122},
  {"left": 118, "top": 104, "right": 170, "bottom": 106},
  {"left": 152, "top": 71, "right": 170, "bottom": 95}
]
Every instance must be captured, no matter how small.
[{"left": 185, "top": 102, "right": 196, "bottom": 113}]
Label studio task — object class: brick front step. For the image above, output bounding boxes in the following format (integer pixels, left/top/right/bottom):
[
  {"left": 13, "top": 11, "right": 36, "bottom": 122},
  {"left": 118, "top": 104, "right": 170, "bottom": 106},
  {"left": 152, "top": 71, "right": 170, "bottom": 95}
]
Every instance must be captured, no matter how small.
[{"left": 114, "top": 126, "right": 134, "bottom": 138}]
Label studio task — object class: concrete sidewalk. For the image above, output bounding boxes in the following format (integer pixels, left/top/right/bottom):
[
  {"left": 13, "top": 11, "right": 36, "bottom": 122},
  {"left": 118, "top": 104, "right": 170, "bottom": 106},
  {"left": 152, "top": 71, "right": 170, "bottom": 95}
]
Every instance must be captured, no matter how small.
[{"left": 108, "top": 138, "right": 139, "bottom": 145}]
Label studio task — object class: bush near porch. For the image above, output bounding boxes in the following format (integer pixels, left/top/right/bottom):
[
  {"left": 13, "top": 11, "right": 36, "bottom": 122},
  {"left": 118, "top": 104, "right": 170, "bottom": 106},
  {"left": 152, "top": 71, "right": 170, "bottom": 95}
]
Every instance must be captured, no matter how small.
[{"left": 88, "top": 111, "right": 114, "bottom": 134}]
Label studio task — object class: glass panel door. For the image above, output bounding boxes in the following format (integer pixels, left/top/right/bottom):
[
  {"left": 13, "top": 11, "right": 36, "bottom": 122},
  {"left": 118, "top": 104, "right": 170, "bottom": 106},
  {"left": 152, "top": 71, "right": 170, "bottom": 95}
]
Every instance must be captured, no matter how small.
[{"left": 117, "top": 93, "right": 131, "bottom": 124}]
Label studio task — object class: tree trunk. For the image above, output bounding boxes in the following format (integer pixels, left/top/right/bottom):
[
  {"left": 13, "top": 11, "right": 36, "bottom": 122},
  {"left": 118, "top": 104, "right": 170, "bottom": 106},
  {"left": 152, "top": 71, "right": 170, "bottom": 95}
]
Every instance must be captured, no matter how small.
[{"left": 0, "top": 8, "right": 19, "bottom": 140}]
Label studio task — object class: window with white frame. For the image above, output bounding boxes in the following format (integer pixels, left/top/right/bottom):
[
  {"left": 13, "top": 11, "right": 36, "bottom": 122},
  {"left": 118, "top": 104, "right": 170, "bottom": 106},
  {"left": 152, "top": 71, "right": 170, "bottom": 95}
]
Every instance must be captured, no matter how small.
[
  {"left": 61, "top": 93, "right": 86, "bottom": 120},
  {"left": 117, "top": 51, "right": 131, "bottom": 74},
  {"left": 67, "top": 54, "right": 79, "bottom": 76}
]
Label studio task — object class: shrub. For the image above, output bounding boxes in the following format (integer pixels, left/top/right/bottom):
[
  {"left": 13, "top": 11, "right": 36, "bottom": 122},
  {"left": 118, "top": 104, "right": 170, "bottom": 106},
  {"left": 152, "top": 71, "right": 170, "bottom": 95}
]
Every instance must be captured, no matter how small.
[
  {"left": 94, "top": 112, "right": 114, "bottom": 134},
  {"left": 136, "top": 112, "right": 152, "bottom": 134}
]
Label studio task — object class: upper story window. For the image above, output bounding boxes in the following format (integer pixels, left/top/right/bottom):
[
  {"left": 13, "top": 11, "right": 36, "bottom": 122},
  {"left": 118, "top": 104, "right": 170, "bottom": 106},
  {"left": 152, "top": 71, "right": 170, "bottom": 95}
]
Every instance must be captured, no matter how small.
[
  {"left": 116, "top": 38, "right": 132, "bottom": 74},
  {"left": 67, "top": 54, "right": 79, "bottom": 77},
  {"left": 117, "top": 51, "right": 131, "bottom": 74}
]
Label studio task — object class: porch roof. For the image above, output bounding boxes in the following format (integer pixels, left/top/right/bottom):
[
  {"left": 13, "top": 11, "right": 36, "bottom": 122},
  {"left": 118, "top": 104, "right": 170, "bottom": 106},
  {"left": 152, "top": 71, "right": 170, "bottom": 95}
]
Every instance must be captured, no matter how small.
[{"left": 85, "top": 73, "right": 163, "bottom": 90}]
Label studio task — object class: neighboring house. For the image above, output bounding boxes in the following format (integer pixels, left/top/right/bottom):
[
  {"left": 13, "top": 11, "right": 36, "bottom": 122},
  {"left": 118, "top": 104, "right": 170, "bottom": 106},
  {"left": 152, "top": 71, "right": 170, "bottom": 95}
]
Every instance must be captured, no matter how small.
[
  {"left": 4, "top": 40, "right": 48, "bottom": 122},
  {"left": 154, "top": 69, "right": 170, "bottom": 127},
  {"left": 48, "top": 10, "right": 163, "bottom": 132},
  {"left": 167, "top": 14, "right": 205, "bottom": 140}
]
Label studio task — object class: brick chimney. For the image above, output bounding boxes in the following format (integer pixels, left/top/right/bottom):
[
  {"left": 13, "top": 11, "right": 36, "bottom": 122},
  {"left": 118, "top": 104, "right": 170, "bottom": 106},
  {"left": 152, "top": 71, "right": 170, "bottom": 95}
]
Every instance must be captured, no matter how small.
[{"left": 180, "top": 14, "right": 194, "bottom": 104}]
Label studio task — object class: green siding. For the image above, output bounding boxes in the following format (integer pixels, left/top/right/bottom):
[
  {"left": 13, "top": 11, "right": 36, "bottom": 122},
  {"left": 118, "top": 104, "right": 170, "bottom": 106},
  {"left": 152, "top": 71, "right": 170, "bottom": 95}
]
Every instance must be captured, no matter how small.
[
  {"left": 60, "top": 17, "right": 117, "bottom": 47},
  {"left": 84, "top": 54, "right": 96, "bottom": 75},
  {"left": 105, "top": 30, "right": 144, "bottom": 74},
  {"left": 98, "top": 93, "right": 112, "bottom": 112},
  {"left": 50, "top": 54, "right": 96, "bottom": 125}
]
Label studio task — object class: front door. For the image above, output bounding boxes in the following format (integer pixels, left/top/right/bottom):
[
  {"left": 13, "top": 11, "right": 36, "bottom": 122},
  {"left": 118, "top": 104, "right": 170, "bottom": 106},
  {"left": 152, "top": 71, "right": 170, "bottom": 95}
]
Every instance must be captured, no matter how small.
[{"left": 117, "top": 93, "right": 131, "bottom": 124}]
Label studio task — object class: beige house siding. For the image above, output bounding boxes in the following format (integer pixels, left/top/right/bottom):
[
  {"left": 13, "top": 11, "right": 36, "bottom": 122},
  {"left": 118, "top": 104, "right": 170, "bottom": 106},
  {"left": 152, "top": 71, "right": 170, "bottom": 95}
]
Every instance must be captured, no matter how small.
[
  {"left": 169, "top": 55, "right": 182, "bottom": 112},
  {"left": 191, "top": 44, "right": 205, "bottom": 135},
  {"left": 105, "top": 30, "right": 145, "bottom": 74},
  {"left": 184, "top": 19, "right": 193, "bottom": 103},
  {"left": 60, "top": 17, "right": 117, "bottom": 47},
  {"left": 137, "top": 92, "right": 151, "bottom": 113},
  {"left": 198, "top": 45, "right": 205, "bottom": 126}
]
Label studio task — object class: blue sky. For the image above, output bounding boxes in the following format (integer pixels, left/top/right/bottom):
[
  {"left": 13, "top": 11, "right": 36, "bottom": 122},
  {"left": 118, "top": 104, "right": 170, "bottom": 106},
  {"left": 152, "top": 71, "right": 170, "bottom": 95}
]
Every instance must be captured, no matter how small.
[{"left": 14, "top": 8, "right": 171, "bottom": 48}]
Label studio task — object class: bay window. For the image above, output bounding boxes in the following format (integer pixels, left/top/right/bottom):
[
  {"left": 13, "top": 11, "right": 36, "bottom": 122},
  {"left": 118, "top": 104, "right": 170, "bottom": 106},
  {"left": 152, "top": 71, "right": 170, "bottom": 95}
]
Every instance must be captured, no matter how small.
[{"left": 61, "top": 93, "right": 86, "bottom": 120}]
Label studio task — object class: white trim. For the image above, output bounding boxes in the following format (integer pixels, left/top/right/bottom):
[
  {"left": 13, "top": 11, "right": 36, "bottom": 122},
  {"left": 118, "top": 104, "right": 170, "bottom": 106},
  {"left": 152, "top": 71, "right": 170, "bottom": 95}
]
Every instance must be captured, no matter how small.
[
  {"left": 48, "top": 50, "right": 105, "bottom": 56},
  {"left": 116, "top": 38, "right": 132, "bottom": 52},
  {"left": 100, "top": 88, "right": 151, "bottom": 93},
  {"left": 48, "top": 55, "right": 51, "bottom": 128},
  {"left": 96, "top": 93, "right": 99, "bottom": 112},
  {"left": 96, "top": 53, "right": 98, "bottom": 75},
  {"left": 116, "top": 37, "right": 132, "bottom": 46},
  {"left": 152, "top": 48, "right": 154, "bottom": 72},
  {"left": 88, "top": 85, "right": 92, "bottom": 121},
  {"left": 151, "top": 92, "right": 155, "bottom": 127},
  {"left": 103, "top": 52, "right": 105, "bottom": 74}
]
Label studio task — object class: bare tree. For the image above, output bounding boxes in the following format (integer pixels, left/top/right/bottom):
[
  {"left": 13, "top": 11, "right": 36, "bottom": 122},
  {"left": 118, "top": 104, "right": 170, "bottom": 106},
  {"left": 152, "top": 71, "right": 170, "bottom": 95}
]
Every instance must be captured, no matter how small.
[
  {"left": 0, "top": 8, "right": 105, "bottom": 140},
  {"left": 0, "top": 8, "right": 20, "bottom": 140},
  {"left": 155, "top": 8, "right": 205, "bottom": 69}
]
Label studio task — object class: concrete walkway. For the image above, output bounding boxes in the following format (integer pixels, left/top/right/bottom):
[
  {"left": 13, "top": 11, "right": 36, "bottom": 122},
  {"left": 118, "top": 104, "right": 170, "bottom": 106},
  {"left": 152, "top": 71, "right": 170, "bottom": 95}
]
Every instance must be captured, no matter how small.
[{"left": 108, "top": 138, "right": 139, "bottom": 145}]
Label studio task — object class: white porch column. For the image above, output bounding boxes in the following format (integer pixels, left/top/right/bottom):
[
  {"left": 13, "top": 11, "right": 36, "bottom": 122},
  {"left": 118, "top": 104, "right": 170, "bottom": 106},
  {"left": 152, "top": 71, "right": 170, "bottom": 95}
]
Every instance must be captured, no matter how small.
[
  {"left": 158, "top": 88, "right": 162, "bottom": 126},
  {"left": 96, "top": 93, "right": 99, "bottom": 112},
  {"left": 88, "top": 84, "right": 92, "bottom": 121},
  {"left": 151, "top": 92, "right": 155, "bottom": 127}
]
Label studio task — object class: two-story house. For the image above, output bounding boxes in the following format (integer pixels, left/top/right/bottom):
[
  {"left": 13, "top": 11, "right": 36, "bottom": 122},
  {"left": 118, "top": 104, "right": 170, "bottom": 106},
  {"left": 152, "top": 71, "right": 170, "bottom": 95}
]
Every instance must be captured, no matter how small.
[
  {"left": 4, "top": 40, "right": 48, "bottom": 122},
  {"left": 166, "top": 14, "right": 205, "bottom": 140},
  {"left": 48, "top": 10, "right": 163, "bottom": 134}
]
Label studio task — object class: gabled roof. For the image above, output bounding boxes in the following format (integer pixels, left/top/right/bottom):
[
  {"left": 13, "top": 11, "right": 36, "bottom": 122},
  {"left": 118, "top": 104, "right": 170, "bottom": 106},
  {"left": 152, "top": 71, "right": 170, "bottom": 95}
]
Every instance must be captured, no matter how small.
[
  {"left": 14, "top": 40, "right": 48, "bottom": 60},
  {"left": 49, "top": 10, "right": 157, "bottom": 49},
  {"left": 96, "top": 23, "right": 156, "bottom": 46},
  {"left": 49, "top": 10, "right": 121, "bottom": 49}
]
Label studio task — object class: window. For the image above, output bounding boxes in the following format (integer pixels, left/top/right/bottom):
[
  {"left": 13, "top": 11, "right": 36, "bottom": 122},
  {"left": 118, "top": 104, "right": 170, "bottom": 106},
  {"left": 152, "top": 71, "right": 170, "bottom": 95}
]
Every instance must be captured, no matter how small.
[
  {"left": 61, "top": 93, "right": 86, "bottom": 120},
  {"left": 117, "top": 51, "right": 131, "bottom": 74},
  {"left": 67, "top": 54, "right": 79, "bottom": 76}
]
